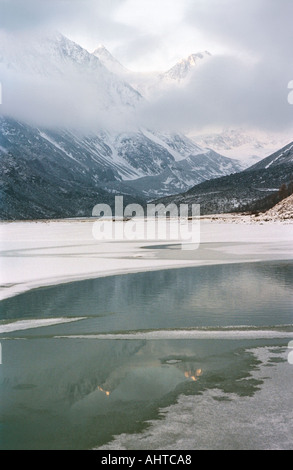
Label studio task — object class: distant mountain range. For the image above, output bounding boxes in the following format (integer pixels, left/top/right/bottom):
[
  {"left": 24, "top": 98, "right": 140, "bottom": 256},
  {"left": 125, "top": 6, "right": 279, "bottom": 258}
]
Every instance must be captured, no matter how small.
[
  {"left": 0, "top": 33, "right": 245, "bottom": 220},
  {"left": 192, "top": 128, "right": 292, "bottom": 164},
  {"left": 93, "top": 46, "right": 212, "bottom": 96},
  {"left": 92, "top": 46, "right": 292, "bottom": 163},
  {"left": 0, "top": 115, "right": 244, "bottom": 219},
  {"left": 1, "top": 32, "right": 292, "bottom": 220},
  {"left": 71, "top": 43, "right": 292, "bottom": 163},
  {"left": 154, "top": 142, "right": 293, "bottom": 215}
]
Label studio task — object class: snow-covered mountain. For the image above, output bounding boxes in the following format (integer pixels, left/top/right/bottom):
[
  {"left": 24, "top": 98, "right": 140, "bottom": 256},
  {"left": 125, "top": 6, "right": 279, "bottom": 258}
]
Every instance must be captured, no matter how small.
[
  {"left": 161, "top": 51, "right": 211, "bottom": 83},
  {"left": 0, "top": 33, "right": 243, "bottom": 219},
  {"left": 192, "top": 129, "right": 293, "bottom": 165},
  {"left": 92, "top": 45, "right": 129, "bottom": 77},
  {"left": 154, "top": 142, "right": 293, "bottom": 215},
  {"left": 91, "top": 45, "right": 212, "bottom": 97},
  {"left": 0, "top": 31, "right": 142, "bottom": 113},
  {"left": 86, "top": 47, "right": 293, "bottom": 163},
  {"left": 0, "top": 115, "right": 243, "bottom": 219},
  {"left": 247, "top": 141, "right": 293, "bottom": 171}
]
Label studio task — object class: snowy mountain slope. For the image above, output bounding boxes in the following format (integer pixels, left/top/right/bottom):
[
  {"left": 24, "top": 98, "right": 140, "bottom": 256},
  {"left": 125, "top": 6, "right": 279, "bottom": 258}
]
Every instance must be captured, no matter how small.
[
  {"left": 92, "top": 45, "right": 129, "bottom": 77},
  {"left": 0, "top": 115, "right": 243, "bottom": 218},
  {"left": 127, "top": 149, "right": 243, "bottom": 200},
  {"left": 191, "top": 129, "right": 293, "bottom": 165},
  {"left": 247, "top": 141, "right": 293, "bottom": 171},
  {"left": 0, "top": 115, "right": 242, "bottom": 184},
  {"left": 0, "top": 31, "right": 142, "bottom": 111},
  {"left": 90, "top": 45, "right": 212, "bottom": 97},
  {"left": 153, "top": 143, "right": 293, "bottom": 215},
  {"left": 89, "top": 45, "right": 291, "bottom": 162},
  {"left": 0, "top": 116, "right": 146, "bottom": 220},
  {"left": 141, "top": 130, "right": 204, "bottom": 161},
  {"left": 161, "top": 52, "right": 211, "bottom": 83}
]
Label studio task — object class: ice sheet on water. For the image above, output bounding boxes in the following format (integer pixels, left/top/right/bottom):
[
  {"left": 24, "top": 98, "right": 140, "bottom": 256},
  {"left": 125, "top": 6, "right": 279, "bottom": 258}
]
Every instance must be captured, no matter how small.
[
  {"left": 96, "top": 347, "right": 293, "bottom": 450},
  {"left": 0, "top": 317, "right": 85, "bottom": 333}
]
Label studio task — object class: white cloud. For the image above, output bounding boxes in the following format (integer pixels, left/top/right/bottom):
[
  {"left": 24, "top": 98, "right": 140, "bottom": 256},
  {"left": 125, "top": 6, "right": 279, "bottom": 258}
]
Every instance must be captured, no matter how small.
[
  {"left": 114, "top": 0, "right": 187, "bottom": 33},
  {"left": 0, "top": 0, "right": 292, "bottom": 135}
]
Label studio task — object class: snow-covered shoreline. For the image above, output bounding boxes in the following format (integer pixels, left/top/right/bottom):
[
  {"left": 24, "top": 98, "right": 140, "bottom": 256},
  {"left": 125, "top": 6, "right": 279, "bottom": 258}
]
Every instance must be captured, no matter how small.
[{"left": 0, "top": 218, "right": 292, "bottom": 301}]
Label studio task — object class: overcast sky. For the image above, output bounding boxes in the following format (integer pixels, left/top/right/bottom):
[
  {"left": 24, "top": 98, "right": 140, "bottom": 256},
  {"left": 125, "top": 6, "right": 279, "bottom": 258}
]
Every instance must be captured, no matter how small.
[
  {"left": 1, "top": 0, "right": 292, "bottom": 71},
  {"left": 1, "top": 0, "right": 293, "bottom": 136}
]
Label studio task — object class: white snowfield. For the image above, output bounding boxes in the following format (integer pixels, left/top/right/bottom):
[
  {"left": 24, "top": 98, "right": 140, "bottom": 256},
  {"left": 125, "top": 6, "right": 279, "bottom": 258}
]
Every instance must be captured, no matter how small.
[{"left": 0, "top": 218, "right": 292, "bottom": 301}]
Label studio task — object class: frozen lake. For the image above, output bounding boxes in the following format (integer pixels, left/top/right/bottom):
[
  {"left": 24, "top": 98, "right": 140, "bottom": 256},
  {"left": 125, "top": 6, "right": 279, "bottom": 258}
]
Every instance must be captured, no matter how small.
[{"left": 0, "top": 259, "right": 293, "bottom": 449}]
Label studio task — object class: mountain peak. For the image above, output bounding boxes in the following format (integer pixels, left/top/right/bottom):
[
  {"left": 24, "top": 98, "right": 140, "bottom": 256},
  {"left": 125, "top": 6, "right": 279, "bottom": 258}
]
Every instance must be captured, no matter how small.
[
  {"left": 0, "top": 31, "right": 142, "bottom": 125},
  {"left": 187, "top": 51, "right": 211, "bottom": 64},
  {"left": 92, "top": 44, "right": 111, "bottom": 56},
  {"left": 92, "top": 45, "right": 128, "bottom": 75},
  {"left": 94, "top": 44, "right": 107, "bottom": 50},
  {"left": 163, "top": 51, "right": 211, "bottom": 82}
]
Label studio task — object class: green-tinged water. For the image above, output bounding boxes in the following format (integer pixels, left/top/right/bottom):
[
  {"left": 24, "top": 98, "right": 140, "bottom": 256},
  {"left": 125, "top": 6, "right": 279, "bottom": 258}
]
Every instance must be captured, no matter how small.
[{"left": 0, "top": 261, "right": 293, "bottom": 449}]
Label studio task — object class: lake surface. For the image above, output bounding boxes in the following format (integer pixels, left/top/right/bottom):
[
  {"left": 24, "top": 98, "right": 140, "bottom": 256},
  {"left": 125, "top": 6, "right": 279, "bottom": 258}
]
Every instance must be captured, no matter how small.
[{"left": 0, "top": 260, "right": 293, "bottom": 449}]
